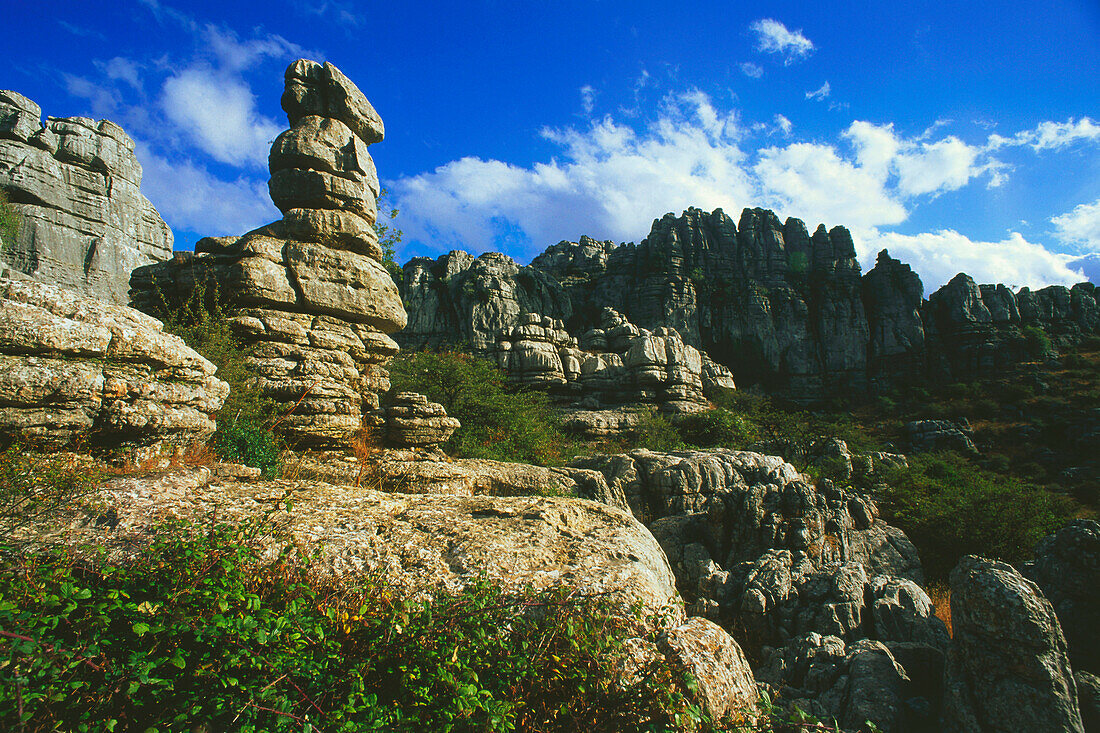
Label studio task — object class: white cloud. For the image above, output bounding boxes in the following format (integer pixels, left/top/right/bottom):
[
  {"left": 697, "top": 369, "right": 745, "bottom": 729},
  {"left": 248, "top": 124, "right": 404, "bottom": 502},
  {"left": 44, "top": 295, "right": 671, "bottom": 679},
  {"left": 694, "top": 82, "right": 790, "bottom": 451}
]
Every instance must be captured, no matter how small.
[
  {"left": 740, "top": 62, "right": 764, "bottom": 79},
  {"left": 773, "top": 115, "right": 792, "bottom": 136},
  {"left": 137, "top": 143, "right": 279, "bottom": 237},
  {"left": 1051, "top": 198, "right": 1100, "bottom": 251},
  {"left": 861, "top": 228, "right": 1085, "bottom": 291},
  {"left": 987, "top": 117, "right": 1100, "bottom": 151},
  {"left": 390, "top": 93, "right": 756, "bottom": 259},
  {"left": 580, "top": 85, "right": 596, "bottom": 115},
  {"left": 805, "top": 81, "right": 830, "bottom": 101},
  {"left": 750, "top": 18, "right": 815, "bottom": 65},
  {"left": 894, "top": 137, "right": 981, "bottom": 196},
  {"left": 160, "top": 66, "right": 282, "bottom": 168},
  {"left": 202, "top": 24, "right": 311, "bottom": 72},
  {"left": 96, "top": 57, "right": 143, "bottom": 92}
]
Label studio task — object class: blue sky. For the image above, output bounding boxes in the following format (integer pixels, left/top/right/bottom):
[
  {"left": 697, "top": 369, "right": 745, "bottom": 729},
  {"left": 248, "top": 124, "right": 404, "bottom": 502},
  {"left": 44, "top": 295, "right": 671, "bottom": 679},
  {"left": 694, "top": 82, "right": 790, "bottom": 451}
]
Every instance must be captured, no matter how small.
[{"left": 4, "top": 0, "right": 1099, "bottom": 291}]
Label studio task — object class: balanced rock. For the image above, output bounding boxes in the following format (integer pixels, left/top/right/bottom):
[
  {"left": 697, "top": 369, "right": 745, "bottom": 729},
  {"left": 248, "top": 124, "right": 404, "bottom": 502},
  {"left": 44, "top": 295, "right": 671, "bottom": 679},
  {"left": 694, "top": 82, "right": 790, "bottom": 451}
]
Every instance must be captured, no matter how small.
[
  {"left": 131, "top": 60, "right": 404, "bottom": 449},
  {"left": 0, "top": 90, "right": 172, "bottom": 304},
  {"left": 0, "top": 278, "right": 227, "bottom": 449}
]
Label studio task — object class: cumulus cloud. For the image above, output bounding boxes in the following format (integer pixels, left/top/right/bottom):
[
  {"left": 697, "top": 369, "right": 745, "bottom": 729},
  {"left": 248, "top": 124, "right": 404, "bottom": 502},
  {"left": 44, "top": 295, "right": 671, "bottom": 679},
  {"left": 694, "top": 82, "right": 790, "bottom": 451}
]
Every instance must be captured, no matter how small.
[
  {"left": 861, "top": 229, "right": 1085, "bottom": 291},
  {"left": 740, "top": 62, "right": 764, "bottom": 79},
  {"left": 805, "top": 81, "right": 830, "bottom": 101},
  {"left": 137, "top": 143, "right": 278, "bottom": 239},
  {"left": 160, "top": 66, "right": 282, "bottom": 168},
  {"left": 388, "top": 89, "right": 1100, "bottom": 289},
  {"left": 96, "top": 57, "right": 143, "bottom": 92},
  {"left": 750, "top": 19, "right": 815, "bottom": 65},
  {"left": 1051, "top": 198, "right": 1100, "bottom": 251}
]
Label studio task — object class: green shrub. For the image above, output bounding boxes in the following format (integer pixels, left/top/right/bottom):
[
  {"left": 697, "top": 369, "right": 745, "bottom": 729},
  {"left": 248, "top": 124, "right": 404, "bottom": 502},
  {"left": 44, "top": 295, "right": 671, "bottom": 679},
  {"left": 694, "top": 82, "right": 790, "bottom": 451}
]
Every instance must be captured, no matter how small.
[
  {"left": 150, "top": 284, "right": 283, "bottom": 475},
  {"left": 0, "top": 449, "right": 103, "bottom": 546},
  {"left": 388, "top": 350, "right": 576, "bottom": 466},
  {"left": 676, "top": 409, "right": 758, "bottom": 449},
  {"left": 629, "top": 412, "right": 685, "bottom": 452},
  {"left": 0, "top": 520, "right": 715, "bottom": 732},
  {"left": 1021, "top": 326, "right": 1053, "bottom": 358},
  {"left": 0, "top": 187, "right": 20, "bottom": 255},
  {"left": 374, "top": 188, "right": 403, "bottom": 283},
  {"left": 877, "top": 452, "right": 1075, "bottom": 580}
]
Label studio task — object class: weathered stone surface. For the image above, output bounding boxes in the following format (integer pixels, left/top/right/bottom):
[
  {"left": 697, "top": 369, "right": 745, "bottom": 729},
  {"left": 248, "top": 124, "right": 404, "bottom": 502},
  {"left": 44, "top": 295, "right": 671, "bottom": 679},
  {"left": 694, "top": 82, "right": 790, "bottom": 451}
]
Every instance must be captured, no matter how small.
[
  {"left": 1022, "top": 519, "right": 1100, "bottom": 675},
  {"left": 47, "top": 469, "right": 682, "bottom": 625},
  {"left": 369, "top": 392, "right": 460, "bottom": 448},
  {"left": 0, "top": 92, "right": 171, "bottom": 304},
  {"left": 944, "top": 555, "right": 1083, "bottom": 733},
  {"left": 282, "top": 60, "right": 384, "bottom": 145},
  {"left": 905, "top": 418, "right": 979, "bottom": 455},
  {"left": 0, "top": 279, "right": 227, "bottom": 448},
  {"left": 131, "top": 60, "right": 403, "bottom": 448},
  {"left": 656, "top": 617, "right": 759, "bottom": 723},
  {"left": 863, "top": 250, "right": 926, "bottom": 381}
]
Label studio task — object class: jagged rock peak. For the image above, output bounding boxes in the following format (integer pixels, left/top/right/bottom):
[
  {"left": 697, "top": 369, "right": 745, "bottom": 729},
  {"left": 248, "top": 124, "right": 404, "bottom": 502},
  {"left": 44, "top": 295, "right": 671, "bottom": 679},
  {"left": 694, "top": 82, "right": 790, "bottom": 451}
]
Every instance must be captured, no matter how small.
[{"left": 0, "top": 89, "right": 172, "bottom": 305}]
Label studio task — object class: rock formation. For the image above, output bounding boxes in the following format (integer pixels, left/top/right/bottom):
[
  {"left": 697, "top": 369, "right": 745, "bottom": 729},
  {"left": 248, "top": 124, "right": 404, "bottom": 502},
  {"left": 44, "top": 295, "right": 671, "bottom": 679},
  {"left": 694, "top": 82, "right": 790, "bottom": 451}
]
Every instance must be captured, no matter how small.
[
  {"left": 0, "top": 90, "right": 172, "bottom": 305},
  {"left": 0, "top": 278, "right": 227, "bottom": 450},
  {"left": 944, "top": 555, "right": 1084, "bottom": 733},
  {"left": 368, "top": 391, "right": 460, "bottom": 448},
  {"left": 494, "top": 308, "right": 726, "bottom": 418},
  {"left": 399, "top": 207, "right": 1100, "bottom": 404},
  {"left": 131, "top": 60, "right": 406, "bottom": 449}
]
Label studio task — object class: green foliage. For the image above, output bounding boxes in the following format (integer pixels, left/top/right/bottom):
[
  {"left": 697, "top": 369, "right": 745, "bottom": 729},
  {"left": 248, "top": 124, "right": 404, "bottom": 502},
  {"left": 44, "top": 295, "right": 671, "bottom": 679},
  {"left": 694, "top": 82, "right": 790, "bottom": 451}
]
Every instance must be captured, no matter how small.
[
  {"left": 374, "top": 188, "right": 403, "bottom": 283},
  {"left": 0, "top": 187, "right": 21, "bottom": 255},
  {"left": 388, "top": 350, "right": 577, "bottom": 467},
  {"left": 0, "top": 449, "right": 103, "bottom": 546},
  {"left": 1021, "top": 325, "right": 1053, "bottom": 359},
  {"left": 150, "top": 283, "right": 283, "bottom": 476},
  {"left": 0, "top": 520, "right": 715, "bottom": 732},
  {"left": 675, "top": 409, "right": 758, "bottom": 449},
  {"left": 629, "top": 412, "right": 686, "bottom": 452},
  {"left": 877, "top": 452, "right": 1075, "bottom": 580}
]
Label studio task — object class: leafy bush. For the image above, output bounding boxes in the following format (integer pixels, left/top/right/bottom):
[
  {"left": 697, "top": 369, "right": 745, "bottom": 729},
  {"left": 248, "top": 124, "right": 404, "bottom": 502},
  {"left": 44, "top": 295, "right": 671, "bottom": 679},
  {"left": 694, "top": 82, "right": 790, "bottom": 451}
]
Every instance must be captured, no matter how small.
[
  {"left": 375, "top": 188, "right": 403, "bottom": 283},
  {"left": 0, "top": 519, "right": 717, "bottom": 732},
  {"left": 877, "top": 452, "right": 1075, "bottom": 580},
  {"left": 149, "top": 284, "right": 283, "bottom": 476},
  {"left": 629, "top": 412, "right": 685, "bottom": 452},
  {"left": 1021, "top": 326, "right": 1053, "bottom": 359},
  {"left": 0, "top": 187, "right": 20, "bottom": 255},
  {"left": 0, "top": 448, "right": 103, "bottom": 546},
  {"left": 676, "top": 409, "right": 758, "bottom": 449},
  {"left": 388, "top": 350, "right": 577, "bottom": 466}
]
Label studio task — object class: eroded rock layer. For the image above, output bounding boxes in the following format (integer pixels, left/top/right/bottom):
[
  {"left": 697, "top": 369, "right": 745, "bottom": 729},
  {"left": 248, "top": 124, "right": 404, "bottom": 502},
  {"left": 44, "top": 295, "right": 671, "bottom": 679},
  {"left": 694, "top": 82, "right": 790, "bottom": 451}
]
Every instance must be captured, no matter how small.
[
  {"left": 0, "top": 90, "right": 172, "bottom": 304},
  {"left": 130, "top": 60, "right": 406, "bottom": 448},
  {"left": 0, "top": 278, "right": 227, "bottom": 449}
]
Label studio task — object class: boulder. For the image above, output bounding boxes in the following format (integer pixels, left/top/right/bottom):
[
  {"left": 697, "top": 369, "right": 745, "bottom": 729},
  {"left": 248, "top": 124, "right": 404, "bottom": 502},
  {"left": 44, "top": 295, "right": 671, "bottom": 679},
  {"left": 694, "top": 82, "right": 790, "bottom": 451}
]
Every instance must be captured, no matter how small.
[
  {"left": 0, "top": 278, "right": 227, "bottom": 449},
  {"left": 905, "top": 418, "right": 979, "bottom": 455},
  {"left": 370, "top": 391, "right": 459, "bottom": 448},
  {"left": 944, "top": 555, "right": 1083, "bottom": 733},
  {"left": 1022, "top": 519, "right": 1100, "bottom": 675},
  {"left": 0, "top": 92, "right": 172, "bottom": 304}
]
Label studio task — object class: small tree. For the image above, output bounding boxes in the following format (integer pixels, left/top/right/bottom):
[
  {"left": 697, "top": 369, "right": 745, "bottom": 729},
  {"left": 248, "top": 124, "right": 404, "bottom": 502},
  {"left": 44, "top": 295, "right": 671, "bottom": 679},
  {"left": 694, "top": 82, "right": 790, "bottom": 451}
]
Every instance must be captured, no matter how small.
[{"left": 374, "top": 188, "right": 403, "bottom": 283}]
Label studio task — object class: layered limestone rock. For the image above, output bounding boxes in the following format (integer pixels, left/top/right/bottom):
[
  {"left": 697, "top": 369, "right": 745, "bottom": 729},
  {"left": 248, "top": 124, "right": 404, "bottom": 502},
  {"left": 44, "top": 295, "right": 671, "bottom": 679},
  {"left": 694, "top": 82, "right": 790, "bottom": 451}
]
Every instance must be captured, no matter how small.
[
  {"left": 0, "top": 90, "right": 172, "bottom": 304},
  {"left": 0, "top": 278, "right": 227, "bottom": 449},
  {"left": 494, "top": 308, "right": 720, "bottom": 417},
  {"left": 862, "top": 250, "right": 926, "bottom": 382},
  {"left": 398, "top": 250, "right": 571, "bottom": 351},
  {"left": 130, "top": 60, "right": 405, "bottom": 448},
  {"left": 368, "top": 391, "right": 460, "bottom": 448},
  {"left": 944, "top": 555, "right": 1084, "bottom": 733}
]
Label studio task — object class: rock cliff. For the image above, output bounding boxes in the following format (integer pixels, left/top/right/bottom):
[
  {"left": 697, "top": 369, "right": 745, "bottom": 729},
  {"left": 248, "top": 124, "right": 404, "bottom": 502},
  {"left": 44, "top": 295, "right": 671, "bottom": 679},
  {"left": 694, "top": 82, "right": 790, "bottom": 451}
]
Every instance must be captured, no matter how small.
[
  {"left": 0, "top": 90, "right": 172, "bottom": 305},
  {"left": 399, "top": 208, "right": 1100, "bottom": 402},
  {"left": 130, "top": 60, "right": 406, "bottom": 449}
]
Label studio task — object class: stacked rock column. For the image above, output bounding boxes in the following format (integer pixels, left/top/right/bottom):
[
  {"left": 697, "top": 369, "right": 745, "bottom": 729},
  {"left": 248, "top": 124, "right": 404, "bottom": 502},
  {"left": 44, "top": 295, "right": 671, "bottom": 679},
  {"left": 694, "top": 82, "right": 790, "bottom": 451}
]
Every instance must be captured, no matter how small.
[{"left": 130, "top": 60, "right": 407, "bottom": 449}]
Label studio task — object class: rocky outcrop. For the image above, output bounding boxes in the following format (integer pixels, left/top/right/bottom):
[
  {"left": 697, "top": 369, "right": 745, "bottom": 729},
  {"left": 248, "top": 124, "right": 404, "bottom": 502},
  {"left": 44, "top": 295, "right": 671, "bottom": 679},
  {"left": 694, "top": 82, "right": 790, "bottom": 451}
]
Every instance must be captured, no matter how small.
[
  {"left": 130, "top": 60, "right": 405, "bottom": 448},
  {"left": 0, "top": 90, "right": 172, "bottom": 305},
  {"left": 1022, "top": 519, "right": 1099, "bottom": 676},
  {"left": 400, "top": 206, "right": 1100, "bottom": 403},
  {"left": 944, "top": 555, "right": 1083, "bottom": 733},
  {"left": 368, "top": 391, "right": 459, "bottom": 448},
  {"left": 904, "top": 419, "right": 979, "bottom": 455},
  {"left": 0, "top": 278, "right": 227, "bottom": 449},
  {"left": 397, "top": 250, "right": 571, "bottom": 351},
  {"left": 495, "top": 308, "right": 716, "bottom": 417}
]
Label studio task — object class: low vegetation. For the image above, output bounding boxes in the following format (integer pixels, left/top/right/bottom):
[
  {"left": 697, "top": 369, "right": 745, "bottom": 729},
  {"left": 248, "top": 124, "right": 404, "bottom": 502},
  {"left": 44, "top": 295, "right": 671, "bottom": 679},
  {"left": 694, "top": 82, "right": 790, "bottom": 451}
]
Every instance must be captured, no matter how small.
[{"left": 0, "top": 187, "right": 21, "bottom": 255}]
